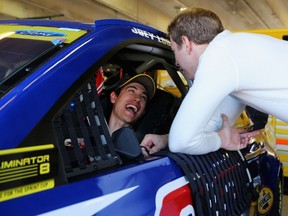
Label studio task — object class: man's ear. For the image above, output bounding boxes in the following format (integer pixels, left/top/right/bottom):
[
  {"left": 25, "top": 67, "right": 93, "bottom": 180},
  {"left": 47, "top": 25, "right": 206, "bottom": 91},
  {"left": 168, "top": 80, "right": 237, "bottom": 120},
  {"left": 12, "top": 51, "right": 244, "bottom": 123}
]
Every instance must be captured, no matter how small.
[
  {"left": 181, "top": 35, "right": 193, "bottom": 54},
  {"left": 110, "top": 91, "right": 117, "bottom": 104}
]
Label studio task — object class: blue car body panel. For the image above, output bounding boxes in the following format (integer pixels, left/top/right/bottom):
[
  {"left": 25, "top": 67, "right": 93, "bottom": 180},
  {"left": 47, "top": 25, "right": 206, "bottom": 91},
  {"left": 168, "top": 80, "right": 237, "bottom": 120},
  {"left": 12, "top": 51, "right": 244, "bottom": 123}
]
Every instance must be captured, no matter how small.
[{"left": 1, "top": 157, "right": 185, "bottom": 215}]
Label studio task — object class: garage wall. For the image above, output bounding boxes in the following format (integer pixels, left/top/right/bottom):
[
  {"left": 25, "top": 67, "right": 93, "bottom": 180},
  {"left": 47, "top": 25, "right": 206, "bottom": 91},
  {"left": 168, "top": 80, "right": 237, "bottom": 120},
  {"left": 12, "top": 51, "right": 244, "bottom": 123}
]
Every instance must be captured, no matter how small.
[{"left": 0, "top": 0, "right": 172, "bottom": 32}]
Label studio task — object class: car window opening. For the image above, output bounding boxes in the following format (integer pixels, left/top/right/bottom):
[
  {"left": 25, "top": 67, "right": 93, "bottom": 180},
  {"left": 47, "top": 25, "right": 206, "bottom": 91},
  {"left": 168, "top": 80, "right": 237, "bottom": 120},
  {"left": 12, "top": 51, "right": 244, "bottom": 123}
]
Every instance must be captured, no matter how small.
[
  {"left": 53, "top": 75, "right": 121, "bottom": 179},
  {"left": 51, "top": 41, "right": 185, "bottom": 179}
]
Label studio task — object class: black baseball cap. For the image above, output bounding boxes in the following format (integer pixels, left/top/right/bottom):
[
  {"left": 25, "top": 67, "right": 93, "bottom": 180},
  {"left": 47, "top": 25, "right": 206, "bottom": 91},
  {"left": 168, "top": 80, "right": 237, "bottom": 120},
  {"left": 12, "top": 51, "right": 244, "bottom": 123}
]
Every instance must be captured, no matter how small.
[{"left": 118, "top": 74, "right": 156, "bottom": 101}]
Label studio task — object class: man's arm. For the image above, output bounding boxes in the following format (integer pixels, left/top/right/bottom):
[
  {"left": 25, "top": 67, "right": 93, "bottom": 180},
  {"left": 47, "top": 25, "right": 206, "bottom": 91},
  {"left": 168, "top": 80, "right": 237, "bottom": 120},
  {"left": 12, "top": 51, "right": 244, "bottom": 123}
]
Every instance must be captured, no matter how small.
[{"left": 139, "top": 114, "right": 259, "bottom": 157}]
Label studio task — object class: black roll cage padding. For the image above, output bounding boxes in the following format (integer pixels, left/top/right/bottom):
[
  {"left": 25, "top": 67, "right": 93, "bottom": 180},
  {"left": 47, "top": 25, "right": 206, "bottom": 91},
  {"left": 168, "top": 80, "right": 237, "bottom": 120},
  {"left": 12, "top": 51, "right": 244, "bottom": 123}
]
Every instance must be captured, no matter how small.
[
  {"left": 136, "top": 57, "right": 187, "bottom": 99},
  {"left": 125, "top": 44, "right": 174, "bottom": 62},
  {"left": 53, "top": 76, "right": 122, "bottom": 179},
  {"left": 117, "top": 52, "right": 188, "bottom": 99},
  {"left": 133, "top": 88, "right": 181, "bottom": 141}
]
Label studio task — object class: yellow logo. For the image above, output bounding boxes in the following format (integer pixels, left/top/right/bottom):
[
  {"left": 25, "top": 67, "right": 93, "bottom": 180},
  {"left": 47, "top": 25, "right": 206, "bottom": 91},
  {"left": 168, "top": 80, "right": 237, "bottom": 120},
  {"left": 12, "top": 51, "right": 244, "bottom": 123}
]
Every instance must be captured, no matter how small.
[
  {"left": 0, "top": 179, "right": 55, "bottom": 202},
  {"left": 258, "top": 186, "right": 274, "bottom": 214}
]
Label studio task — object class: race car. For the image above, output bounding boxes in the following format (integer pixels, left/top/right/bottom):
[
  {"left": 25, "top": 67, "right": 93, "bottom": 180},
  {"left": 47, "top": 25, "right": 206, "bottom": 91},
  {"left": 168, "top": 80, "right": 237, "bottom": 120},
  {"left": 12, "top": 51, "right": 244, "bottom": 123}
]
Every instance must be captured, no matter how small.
[{"left": 0, "top": 19, "right": 283, "bottom": 216}]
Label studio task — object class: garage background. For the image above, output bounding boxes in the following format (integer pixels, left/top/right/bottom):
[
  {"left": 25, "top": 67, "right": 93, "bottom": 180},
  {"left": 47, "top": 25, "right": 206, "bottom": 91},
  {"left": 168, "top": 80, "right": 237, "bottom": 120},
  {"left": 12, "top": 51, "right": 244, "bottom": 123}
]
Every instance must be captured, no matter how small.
[
  {"left": 0, "top": 0, "right": 288, "bottom": 214},
  {"left": 1, "top": 0, "right": 288, "bottom": 33}
]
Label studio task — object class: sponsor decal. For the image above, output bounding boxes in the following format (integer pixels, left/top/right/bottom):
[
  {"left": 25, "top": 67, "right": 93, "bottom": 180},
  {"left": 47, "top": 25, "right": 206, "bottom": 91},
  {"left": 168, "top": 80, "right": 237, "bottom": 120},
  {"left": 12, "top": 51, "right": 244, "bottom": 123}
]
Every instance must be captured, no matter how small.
[
  {"left": 39, "top": 186, "right": 139, "bottom": 215},
  {"left": 258, "top": 186, "right": 274, "bottom": 215},
  {"left": 0, "top": 144, "right": 57, "bottom": 201},
  {"left": 131, "top": 27, "right": 170, "bottom": 45},
  {"left": 15, "top": 30, "right": 67, "bottom": 37},
  {"left": 40, "top": 177, "right": 194, "bottom": 216},
  {"left": 0, "top": 25, "right": 88, "bottom": 43},
  {"left": 59, "top": 28, "right": 81, "bottom": 32},
  {"left": 0, "top": 179, "right": 54, "bottom": 202},
  {"left": 155, "top": 176, "right": 195, "bottom": 216}
]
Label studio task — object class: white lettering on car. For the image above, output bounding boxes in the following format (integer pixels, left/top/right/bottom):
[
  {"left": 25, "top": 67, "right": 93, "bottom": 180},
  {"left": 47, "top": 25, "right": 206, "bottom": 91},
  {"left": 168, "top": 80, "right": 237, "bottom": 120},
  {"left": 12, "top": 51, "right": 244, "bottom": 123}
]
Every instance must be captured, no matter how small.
[{"left": 131, "top": 27, "right": 170, "bottom": 45}]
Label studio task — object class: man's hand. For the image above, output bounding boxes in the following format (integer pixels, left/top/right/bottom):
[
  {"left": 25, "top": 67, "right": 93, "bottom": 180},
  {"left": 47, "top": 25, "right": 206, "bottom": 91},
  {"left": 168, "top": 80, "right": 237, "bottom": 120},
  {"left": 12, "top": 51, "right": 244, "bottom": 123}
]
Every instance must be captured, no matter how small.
[
  {"left": 140, "top": 134, "right": 168, "bottom": 156},
  {"left": 218, "top": 114, "right": 260, "bottom": 151}
]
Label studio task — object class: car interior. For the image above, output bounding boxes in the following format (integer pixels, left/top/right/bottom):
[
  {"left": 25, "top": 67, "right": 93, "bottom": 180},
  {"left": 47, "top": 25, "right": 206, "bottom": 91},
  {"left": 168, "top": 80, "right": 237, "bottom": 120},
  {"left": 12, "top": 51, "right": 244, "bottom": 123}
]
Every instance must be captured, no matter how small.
[{"left": 52, "top": 42, "right": 186, "bottom": 180}]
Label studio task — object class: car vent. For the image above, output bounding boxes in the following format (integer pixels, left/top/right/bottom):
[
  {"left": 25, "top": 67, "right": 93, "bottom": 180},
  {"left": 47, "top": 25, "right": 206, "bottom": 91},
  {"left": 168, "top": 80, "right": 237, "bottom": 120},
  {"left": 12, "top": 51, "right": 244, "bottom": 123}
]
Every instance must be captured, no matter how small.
[
  {"left": 53, "top": 76, "right": 121, "bottom": 179},
  {"left": 156, "top": 149, "right": 253, "bottom": 216}
]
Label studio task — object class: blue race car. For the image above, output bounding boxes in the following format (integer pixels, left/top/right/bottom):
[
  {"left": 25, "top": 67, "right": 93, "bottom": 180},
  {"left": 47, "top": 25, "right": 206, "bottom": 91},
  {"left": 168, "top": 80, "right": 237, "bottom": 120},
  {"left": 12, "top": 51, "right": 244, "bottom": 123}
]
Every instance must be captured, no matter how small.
[{"left": 0, "top": 19, "right": 283, "bottom": 216}]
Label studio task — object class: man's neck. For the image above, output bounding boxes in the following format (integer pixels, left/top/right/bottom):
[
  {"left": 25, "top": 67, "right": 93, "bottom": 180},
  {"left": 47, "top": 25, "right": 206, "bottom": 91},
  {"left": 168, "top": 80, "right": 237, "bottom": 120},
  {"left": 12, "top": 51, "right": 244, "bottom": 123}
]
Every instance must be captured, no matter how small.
[{"left": 108, "top": 114, "right": 129, "bottom": 134}]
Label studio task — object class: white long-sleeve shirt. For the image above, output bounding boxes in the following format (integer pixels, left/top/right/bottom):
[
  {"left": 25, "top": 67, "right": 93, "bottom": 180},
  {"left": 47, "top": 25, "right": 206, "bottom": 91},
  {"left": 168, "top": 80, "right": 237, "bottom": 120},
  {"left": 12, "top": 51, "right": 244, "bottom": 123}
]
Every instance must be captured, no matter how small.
[{"left": 169, "top": 30, "right": 288, "bottom": 155}]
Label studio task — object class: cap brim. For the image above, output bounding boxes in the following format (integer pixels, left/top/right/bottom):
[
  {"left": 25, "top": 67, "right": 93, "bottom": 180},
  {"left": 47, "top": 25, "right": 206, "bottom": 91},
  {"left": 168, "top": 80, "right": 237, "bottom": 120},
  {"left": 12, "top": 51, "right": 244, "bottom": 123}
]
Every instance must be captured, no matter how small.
[{"left": 119, "top": 74, "right": 156, "bottom": 101}]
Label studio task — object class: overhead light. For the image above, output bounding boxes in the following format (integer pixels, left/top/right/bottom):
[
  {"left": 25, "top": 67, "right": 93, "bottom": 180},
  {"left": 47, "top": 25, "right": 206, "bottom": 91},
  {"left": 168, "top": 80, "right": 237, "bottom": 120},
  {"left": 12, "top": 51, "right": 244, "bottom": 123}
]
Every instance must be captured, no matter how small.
[
  {"left": 179, "top": 7, "right": 187, "bottom": 11},
  {"left": 174, "top": 6, "right": 187, "bottom": 13},
  {"left": 174, "top": 0, "right": 187, "bottom": 13}
]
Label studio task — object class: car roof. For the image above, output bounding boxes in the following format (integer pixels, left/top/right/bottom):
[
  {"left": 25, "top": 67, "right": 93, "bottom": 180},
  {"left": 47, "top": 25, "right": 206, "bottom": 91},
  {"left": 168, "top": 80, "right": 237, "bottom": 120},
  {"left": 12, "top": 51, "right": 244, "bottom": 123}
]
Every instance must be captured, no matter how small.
[
  {"left": 0, "top": 19, "right": 168, "bottom": 40},
  {"left": 0, "top": 19, "right": 95, "bottom": 31}
]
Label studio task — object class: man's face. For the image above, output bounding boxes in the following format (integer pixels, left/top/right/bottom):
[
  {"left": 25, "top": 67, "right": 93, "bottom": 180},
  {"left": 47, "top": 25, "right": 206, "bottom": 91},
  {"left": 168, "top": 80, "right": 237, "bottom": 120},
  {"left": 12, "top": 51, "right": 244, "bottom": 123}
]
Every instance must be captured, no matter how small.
[
  {"left": 170, "top": 37, "right": 196, "bottom": 80},
  {"left": 110, "top": 82, "right": 147, "bottom": 124}
]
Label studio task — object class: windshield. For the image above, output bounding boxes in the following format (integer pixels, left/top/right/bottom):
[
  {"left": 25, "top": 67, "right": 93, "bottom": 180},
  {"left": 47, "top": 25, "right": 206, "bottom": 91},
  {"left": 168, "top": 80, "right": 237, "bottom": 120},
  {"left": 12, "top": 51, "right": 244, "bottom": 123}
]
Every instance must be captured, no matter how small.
[
  {"left": 0, "top": 24, "right": 88, "bottom": 92},
  {"left": 0, "top": 37, "right": 54, "bottom": 80}
]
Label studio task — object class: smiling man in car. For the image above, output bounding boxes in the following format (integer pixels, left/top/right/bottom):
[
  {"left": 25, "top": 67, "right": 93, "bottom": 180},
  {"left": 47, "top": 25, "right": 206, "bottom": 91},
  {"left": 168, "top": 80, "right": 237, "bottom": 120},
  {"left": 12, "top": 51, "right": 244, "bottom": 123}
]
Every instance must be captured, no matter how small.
[{"left": 108, "top": 74, "right": 156, "bottom": 134}]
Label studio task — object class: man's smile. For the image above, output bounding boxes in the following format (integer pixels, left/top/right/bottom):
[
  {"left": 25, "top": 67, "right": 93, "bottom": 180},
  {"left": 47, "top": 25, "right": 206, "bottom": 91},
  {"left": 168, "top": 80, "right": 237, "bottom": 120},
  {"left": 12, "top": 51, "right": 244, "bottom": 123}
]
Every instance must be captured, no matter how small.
[{"left": 125, "top": 103, "right": 138, "bottom": 114}]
